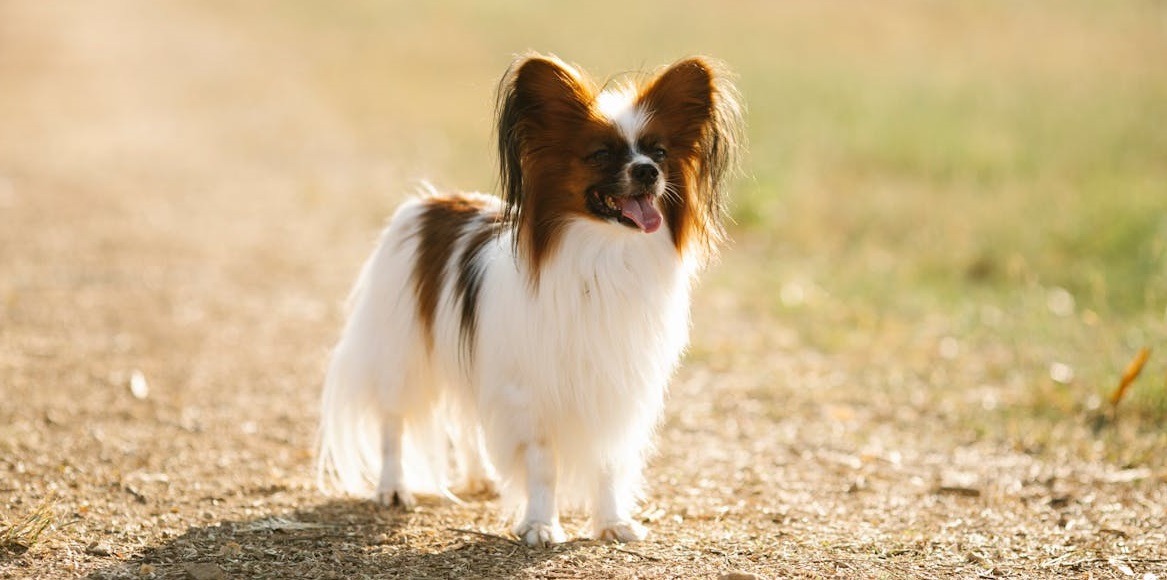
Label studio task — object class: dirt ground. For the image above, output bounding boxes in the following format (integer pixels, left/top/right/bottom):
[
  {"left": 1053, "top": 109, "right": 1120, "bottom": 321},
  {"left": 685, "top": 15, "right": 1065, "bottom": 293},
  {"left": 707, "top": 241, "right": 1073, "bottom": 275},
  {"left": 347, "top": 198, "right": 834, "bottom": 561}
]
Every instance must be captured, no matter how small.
[{"left": 2, "top": 2, "right": 1165, "bottom": 579}]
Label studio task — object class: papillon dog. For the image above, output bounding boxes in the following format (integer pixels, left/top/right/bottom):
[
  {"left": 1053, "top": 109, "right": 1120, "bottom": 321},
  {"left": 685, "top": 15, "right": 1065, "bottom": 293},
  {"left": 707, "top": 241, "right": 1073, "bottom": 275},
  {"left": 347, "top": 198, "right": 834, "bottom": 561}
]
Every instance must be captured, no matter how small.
[{"left": 317, "top": 54, "right": 742, "bottom": 546}]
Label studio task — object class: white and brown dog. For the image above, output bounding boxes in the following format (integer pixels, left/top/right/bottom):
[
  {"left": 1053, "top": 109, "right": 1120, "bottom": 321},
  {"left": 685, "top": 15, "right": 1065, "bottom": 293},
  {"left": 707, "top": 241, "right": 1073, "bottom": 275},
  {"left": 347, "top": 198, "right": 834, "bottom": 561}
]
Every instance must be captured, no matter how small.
[{"left": 317, "top": 54, "right": 742, "bottom": 546}]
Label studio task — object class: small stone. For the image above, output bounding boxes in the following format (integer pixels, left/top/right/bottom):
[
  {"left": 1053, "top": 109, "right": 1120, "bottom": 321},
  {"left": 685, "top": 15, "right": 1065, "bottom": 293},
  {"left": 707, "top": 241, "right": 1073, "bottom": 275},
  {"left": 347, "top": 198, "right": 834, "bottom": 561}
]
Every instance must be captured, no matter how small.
[
  {"left": 129, "top": 369, "right": 150, "bottom": 399},
  {"left": 139, "top": 563, "right": 157, "bottom": 576},
  {"left": 184, "top": 563, "right": 227, "bottom": 580},
  {"left": 219, "top": 541, "right": 242, "bottom": 557},
  {"left": 719, "top": 573, "right": 765, "bottom": 580},
  {"left": 86, "top": 542, "right": 113, "bottom": 556}
]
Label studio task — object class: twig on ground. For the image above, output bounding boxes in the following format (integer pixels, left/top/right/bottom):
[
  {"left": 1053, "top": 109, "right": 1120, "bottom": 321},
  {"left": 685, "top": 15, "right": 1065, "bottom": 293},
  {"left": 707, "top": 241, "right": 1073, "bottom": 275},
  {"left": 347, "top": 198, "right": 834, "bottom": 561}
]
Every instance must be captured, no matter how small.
[
  {"left": 611, "top": 546, "right": 662, "bottom": 561},
  {"left": 446, "top": 527, "right": 522, "bottom": 546},
  {"left": 1109, "top": 347, "right": 1151, "bottom": 408}
]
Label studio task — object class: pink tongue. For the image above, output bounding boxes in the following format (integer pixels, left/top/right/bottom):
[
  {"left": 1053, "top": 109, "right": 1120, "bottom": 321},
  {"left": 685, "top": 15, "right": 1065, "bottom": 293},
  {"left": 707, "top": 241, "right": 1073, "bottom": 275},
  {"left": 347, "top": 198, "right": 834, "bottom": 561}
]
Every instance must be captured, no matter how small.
[{"left": 618, "top": 196, "right": 662, "bottom": 233}]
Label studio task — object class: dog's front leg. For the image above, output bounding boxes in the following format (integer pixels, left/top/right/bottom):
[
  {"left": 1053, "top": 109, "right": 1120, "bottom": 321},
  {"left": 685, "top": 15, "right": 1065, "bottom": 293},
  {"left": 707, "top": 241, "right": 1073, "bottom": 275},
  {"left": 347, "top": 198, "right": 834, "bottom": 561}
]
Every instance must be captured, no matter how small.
[
  {"left": 593, "top": 462, "right": 647, "bottom": 542},
  {"left": 512, "top": 439, "right": 566, "bottom": 546}
]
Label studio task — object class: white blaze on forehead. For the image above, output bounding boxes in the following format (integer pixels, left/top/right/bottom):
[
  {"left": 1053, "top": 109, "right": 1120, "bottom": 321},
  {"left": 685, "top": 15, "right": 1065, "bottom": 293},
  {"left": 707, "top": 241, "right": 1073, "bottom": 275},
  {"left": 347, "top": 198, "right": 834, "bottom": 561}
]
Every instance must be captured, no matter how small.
[{"left": 596, "top": 88, "right": 649, "bottom": 145}]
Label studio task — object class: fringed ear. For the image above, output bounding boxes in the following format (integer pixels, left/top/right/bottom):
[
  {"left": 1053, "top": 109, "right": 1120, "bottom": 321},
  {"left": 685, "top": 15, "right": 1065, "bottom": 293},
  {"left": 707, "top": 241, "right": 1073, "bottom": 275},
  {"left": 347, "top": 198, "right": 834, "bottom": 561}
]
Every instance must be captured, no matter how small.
[
  {"left": 639, "top": 57, "right": 744, "bottom": 261},
  {"left": 495, "top": 54, "right": 595, "bottom": 241}
]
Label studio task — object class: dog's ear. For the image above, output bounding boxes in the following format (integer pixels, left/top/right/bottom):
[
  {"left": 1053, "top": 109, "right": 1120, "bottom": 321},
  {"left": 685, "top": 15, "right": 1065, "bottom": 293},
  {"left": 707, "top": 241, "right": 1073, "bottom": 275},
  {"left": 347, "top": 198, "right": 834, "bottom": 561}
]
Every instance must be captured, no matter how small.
[
  {"left": 639, "top": 57, "right": 744, "bottom": 260},
  {"left": 496, "top": 55, "right": 595, "bottom": 216},
  {"left": 496, "top": 55, "right": 599, "bottom": 279},
  {"left": 638, "top": 58, "right": 719, "bottom": 155},
  {"left": 501, "top": 56, "right": 594, "bottom": 132}
]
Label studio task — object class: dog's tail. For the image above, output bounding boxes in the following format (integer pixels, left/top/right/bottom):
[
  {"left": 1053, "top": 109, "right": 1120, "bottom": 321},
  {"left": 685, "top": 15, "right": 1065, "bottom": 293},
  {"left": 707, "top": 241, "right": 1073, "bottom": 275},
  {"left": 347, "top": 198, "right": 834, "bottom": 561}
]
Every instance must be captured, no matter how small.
[{"left": 315, "top": 200, "right": 454, "bottom": 500}]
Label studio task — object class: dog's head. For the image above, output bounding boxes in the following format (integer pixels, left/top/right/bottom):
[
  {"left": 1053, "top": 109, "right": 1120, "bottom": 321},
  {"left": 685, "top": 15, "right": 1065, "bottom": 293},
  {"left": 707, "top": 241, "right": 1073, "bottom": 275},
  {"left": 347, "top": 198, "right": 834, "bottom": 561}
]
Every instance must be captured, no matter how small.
[{"left": 497, "top": 54, "right": 743, "bottom": 274}]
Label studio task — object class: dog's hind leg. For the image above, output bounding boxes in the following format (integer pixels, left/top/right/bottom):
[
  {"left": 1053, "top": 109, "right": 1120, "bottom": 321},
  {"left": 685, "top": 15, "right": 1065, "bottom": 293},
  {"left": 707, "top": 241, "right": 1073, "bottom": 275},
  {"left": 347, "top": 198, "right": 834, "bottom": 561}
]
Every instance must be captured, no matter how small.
[
  {"left": 376, "top": 414, "right": 415, "bottom": 510},
  {"left": 454, "top": 427, "right": 497, "bottom": 497}
]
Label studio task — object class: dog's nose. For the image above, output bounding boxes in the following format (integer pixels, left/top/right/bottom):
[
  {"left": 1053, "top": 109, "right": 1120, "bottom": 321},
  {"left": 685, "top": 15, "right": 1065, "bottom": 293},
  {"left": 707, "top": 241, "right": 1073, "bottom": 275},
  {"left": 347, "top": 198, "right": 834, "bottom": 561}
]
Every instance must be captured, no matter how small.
[{"left": 631, "top": 163, "right": 659, "bottom": 185}]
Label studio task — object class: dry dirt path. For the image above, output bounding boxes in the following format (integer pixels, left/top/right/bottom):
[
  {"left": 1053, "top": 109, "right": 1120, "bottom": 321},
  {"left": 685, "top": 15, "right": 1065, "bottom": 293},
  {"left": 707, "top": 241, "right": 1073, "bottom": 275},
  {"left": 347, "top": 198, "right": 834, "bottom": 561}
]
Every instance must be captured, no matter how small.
[{"left": 1, "top": 2, "right": 1164, "bottom": 578}]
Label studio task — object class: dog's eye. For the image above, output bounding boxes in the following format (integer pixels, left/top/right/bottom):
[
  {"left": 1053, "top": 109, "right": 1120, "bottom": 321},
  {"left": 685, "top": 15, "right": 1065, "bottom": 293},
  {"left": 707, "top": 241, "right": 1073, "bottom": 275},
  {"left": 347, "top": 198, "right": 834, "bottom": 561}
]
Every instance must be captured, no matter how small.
[
  {"left": 587, "top": 148, "right": 611, "bottom": 165},
  {"left": 648, "top": 146, "right": 667, "bottom": 163}
]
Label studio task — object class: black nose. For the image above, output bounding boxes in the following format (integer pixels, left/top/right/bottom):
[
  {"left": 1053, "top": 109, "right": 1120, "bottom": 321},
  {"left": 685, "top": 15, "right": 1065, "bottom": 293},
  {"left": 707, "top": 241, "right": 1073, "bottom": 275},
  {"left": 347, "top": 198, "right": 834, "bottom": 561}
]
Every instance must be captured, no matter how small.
[{"left": 631, "top": 163, "right": 659, "bottom": 185}]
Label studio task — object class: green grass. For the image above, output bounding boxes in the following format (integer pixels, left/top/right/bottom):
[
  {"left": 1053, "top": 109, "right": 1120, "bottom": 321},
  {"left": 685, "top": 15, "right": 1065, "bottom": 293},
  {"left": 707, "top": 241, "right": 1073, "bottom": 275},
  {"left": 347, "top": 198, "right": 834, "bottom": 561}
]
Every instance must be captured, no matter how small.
[{"left": 736, "top": 51, "right": 1166, "bottom": 310}]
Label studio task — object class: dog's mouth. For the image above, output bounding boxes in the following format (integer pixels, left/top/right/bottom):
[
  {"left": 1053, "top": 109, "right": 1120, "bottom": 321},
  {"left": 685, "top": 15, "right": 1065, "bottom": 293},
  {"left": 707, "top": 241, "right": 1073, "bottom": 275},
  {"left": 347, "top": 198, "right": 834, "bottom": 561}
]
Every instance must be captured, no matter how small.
[{"left": 587, "top": 190, "right": 662, "bottom": 234}]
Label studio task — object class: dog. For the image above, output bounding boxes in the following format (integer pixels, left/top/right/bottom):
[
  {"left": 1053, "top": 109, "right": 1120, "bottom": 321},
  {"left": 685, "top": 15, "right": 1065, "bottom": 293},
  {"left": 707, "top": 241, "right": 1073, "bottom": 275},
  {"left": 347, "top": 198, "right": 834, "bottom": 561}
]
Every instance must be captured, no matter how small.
[{"left": 317, "top": 53, "right": 742, "bottom": 546}]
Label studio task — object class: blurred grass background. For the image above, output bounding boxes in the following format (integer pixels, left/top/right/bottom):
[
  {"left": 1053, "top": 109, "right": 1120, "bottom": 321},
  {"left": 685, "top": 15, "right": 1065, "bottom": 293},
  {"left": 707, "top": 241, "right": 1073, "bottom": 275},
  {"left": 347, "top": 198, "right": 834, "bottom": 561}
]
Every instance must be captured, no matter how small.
[
  {"left": 221, "top": 0, "right": 1167, "bottom": 417},
  {"left": 4, "top": 0, "right": 1165, "bottom": 420}
]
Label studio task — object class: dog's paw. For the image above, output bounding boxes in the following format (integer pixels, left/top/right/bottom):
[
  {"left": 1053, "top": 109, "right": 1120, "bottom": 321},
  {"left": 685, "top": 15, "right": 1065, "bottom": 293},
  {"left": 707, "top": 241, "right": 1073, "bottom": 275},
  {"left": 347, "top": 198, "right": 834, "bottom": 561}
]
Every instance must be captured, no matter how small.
[
  {"left": 512, "top": 520, "right": 567, "bottom": 547},
  {"left": 375, "top": 487, "right": 416, "bottom": 511},
  {"left": 594, "top": 520, "right": 647, "bottom": 543}
]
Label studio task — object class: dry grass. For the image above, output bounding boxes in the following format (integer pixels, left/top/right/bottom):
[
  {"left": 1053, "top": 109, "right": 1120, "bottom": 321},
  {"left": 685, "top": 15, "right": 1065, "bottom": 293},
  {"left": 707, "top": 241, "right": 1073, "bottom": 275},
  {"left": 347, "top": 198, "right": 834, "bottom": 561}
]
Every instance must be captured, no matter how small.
[
  {"left": 1, "top": 0, "right": 1165, "bottom": 578},
  {"left": 0, "top": 499, "right": 57, "bottom": 557}
]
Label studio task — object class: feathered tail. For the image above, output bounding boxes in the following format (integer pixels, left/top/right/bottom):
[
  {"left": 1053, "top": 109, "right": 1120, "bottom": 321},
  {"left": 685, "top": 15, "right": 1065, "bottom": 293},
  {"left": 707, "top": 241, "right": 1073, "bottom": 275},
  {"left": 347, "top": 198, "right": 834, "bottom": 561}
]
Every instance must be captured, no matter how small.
[{"left": 315, "top": 201, "right": 459, "bottom": 500}]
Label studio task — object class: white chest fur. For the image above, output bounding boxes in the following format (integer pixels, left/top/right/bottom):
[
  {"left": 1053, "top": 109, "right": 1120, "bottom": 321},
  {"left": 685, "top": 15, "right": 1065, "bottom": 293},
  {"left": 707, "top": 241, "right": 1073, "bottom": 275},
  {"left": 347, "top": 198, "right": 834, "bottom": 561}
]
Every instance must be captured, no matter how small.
[{"left": 471, "top": 220, "right": 694, "bottom": 462}]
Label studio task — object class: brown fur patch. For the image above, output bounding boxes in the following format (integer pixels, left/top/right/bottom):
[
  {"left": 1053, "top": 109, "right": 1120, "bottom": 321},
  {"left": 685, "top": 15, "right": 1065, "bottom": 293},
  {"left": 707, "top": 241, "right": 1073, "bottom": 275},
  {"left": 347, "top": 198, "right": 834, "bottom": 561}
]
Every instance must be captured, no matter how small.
[
  {"left": 497, "top": 55, "right": 615, "bottom": 282},
  {"left": 412, "top": 196, "right": 489, "bottom": 350},
  {"left": 638, "top": 57, "right": 744, "bottom": 262},
  {"left": 453, "top": 211, "right": 502, "bottom": 359}
]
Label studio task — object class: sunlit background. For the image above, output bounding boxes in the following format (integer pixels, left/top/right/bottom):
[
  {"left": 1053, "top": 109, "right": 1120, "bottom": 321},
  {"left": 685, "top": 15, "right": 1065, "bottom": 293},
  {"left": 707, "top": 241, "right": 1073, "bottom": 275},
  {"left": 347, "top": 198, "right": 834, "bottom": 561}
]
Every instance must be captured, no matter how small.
[{"left": 5, "top": 0, "right": 1162, "bottom": 400}]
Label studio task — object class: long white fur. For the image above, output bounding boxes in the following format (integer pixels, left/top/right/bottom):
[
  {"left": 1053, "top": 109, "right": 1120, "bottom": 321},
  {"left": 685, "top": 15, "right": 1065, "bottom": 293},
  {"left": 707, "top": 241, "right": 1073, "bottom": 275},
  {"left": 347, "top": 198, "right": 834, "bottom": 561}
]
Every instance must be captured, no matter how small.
[{"left": 317, "top": 92, "right": 697, "bottom": 543}]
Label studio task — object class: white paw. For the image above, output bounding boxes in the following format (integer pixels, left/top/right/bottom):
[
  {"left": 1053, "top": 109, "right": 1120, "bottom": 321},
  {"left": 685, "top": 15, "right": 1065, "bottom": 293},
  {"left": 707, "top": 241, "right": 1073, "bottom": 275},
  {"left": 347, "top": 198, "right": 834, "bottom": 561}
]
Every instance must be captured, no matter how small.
[
  {"left": 512, "top": 520, "right": 567, "bottom": 547},
  {"left": 594, "top": 520, "right": 647, "bottom": 543},
  {"left": 375, "top": 487, "right": 416, "bottom": 511}
]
